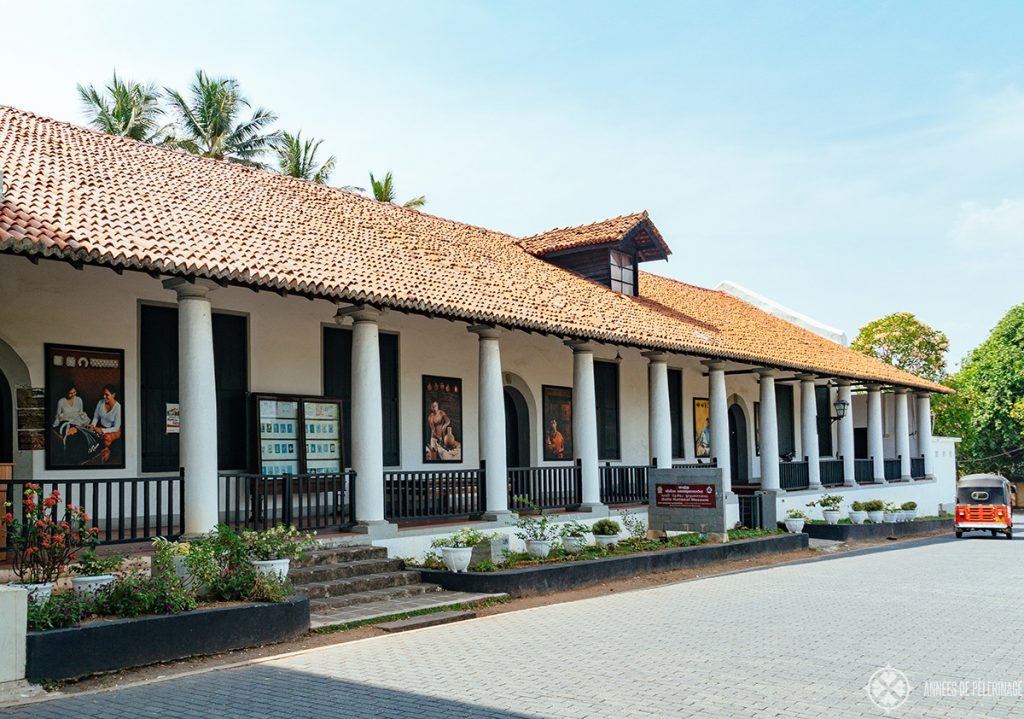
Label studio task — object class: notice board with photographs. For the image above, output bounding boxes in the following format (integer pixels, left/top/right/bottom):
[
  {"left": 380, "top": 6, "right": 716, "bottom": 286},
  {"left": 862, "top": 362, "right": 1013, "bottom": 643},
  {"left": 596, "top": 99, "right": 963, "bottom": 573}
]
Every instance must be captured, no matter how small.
[{"left": 253, "top": 393, "right": 344, "bottom": 476}]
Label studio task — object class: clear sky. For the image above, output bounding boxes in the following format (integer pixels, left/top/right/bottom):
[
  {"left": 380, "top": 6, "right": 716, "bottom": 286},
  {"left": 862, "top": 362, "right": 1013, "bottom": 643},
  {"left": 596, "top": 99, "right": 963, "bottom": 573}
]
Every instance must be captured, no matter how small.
[{"left": 4, "top": 1, "right": 1022, "bottom": 366}]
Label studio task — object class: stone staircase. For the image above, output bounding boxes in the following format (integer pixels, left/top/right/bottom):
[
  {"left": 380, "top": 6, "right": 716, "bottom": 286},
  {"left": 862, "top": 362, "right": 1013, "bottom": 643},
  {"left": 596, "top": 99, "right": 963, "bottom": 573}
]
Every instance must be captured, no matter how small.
[{"left": 289, "top": 544, "right": 503, "bottom": 628}]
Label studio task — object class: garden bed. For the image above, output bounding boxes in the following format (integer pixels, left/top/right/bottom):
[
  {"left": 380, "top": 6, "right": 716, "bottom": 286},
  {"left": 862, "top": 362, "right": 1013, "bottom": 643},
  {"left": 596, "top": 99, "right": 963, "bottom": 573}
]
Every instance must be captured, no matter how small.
[
  {"left": 419, "top": 533, "right": 807, "bottom": 597},
  {"left": 26, "top": 593, "right": 310, "bottom": 682},
  {"left": 798, "top": 518, "right": 952, "bottom": 542}
]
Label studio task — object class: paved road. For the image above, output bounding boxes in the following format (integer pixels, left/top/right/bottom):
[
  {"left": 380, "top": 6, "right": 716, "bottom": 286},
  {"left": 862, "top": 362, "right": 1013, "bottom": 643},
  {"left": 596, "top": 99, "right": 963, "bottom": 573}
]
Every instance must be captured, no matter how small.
[{"left": 5, "top": 530, "right": 1023, "bottom": 719}]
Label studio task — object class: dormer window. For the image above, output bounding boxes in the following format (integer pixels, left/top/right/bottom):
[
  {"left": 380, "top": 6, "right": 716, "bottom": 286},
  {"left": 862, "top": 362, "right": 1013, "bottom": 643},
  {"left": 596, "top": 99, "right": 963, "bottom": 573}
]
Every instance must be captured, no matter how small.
[{"left": 610, "top": 249, "right": 635, "bottom": 295}]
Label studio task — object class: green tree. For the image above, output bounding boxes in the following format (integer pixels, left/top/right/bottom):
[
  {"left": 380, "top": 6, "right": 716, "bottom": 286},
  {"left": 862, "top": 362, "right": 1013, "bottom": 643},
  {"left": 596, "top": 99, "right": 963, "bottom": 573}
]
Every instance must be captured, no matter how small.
[
  {"left": 851, "top": 312, "right": 949, "bottom": 382},
  {"left": 165, "top": 71, "right": 280, "bottom": 167},
  {"left": 368, "top": 171, "right": 426, "bottom": 209},
  {"left": 276, "top": 131, "right": 335, "bottom": 184},
  {"left": 77, "top": 72, "right": 169, "bottom": 143},
  {"left": 936, "top": 305, "right": 1024, "bottom": 479}
]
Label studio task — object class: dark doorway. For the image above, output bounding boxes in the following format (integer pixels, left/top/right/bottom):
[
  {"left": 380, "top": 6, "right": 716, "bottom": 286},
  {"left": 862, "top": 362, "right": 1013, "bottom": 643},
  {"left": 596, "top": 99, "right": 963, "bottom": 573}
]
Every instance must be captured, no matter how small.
[
  {"left": 503, "top": 386, "right": 530, "bottom": 468},
  {"left": 854, "top": 428, "right": 868, "bottom": 459},
  {"left": 0, "top": 368, "right": 12, "bottom": 463},
  {"left": 728, "top": 404, "right": 749, "bottom": 485}
]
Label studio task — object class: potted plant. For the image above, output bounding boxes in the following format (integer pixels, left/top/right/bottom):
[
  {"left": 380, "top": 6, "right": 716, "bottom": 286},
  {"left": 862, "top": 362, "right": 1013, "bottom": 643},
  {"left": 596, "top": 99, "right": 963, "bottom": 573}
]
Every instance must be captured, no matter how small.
[
  {"left": 559, "top": 521, "right": 591, "bottom": 553},
  {"left": 590, "top": 518, "right": 621, "bottom": 547},
  {"left": 784, "top": 508, "right": 807, "bottom": 534},
  {"left": 243, "top": 525, "right": 317, "bottom": 579},
  {"left": 864, "top": 499, "right": 885, "bottom": 524},
  {"left": 901, "top": 501, "right": 918, "bottom": 521},
  {"left": 431, "top": 527, "right": 494, "bottom": 572},
  {"left": 513, "top": 496, "right": 557, "bottom": 557},
  {"left": 882, "top": 502, "right": 900, "bottom": 523},
  {"left": 71, "top": 550, "right": 123, "bottom": 597},
  {"left": 1, "top": 484, "right": 98, "bottom": 602},
  {"left": 152, "top": 536, "right": 192, "bottom": 583},
  {"left": 848, "top": 501, "right": 868, "bottom": 525},
  {"left": 807, "top": 494, "right": 843, "bottom": 525}
]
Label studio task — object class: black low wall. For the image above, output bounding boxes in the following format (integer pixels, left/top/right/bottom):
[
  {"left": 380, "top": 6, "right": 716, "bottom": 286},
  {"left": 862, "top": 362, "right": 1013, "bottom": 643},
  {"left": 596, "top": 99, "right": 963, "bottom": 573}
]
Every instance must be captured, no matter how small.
[
  {"left": 420, "top": 533, "right": 808, "bottom": 597},
  {"left": 26, "top": 594, "right": 309, "bottom": 682},
  {"left": 800, "top": 518, "right": 952, "bottom": 542}
]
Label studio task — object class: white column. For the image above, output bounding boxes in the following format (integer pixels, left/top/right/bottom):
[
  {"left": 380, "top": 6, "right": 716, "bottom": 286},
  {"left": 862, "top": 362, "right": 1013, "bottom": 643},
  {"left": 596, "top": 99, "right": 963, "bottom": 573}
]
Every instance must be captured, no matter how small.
[
  {"left": 470, "top": 326, "right": 510, "bottom": 518},
  {"left": 702, "top": 360, "right": 731, "bottom": 493},
  {"left": 895, "top": 388, "right": 912, "bottom": 480},
  {"left": 566, "top": 341, "right": 604, "bottom": 511},
  {"left": 867, "top": 384, "right": 886, "bottom": 483},
  {"left": 917, "top": 392, "right": 934, "bottom": 477},
  {"left": 644, "top": 352, "right": 672, "bottom": 469},
  {"left": 799, "top": 375, "right": 821, "bottom": 488},
  {"left": 340, "top": 305, "right": 388, "bottom": 529},
  {"left": 163, "top": 278, "right": 220, "bottom": 536},
  {"left": 757, "top": 369, "right": 780, "bottom": 491},
  {"left": 836, "top": 381, "right": 856, "bottom": 486}
]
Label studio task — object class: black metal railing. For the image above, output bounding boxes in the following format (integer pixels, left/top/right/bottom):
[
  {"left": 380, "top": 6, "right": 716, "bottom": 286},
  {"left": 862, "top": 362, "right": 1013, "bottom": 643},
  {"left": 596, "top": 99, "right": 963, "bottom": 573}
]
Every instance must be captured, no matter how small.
[
  {"left": 819, "top": 458, "right": 845, "bottom": 487},
  {"left": 1, "top": 475, "right": 183, "bottom": 548},
  {"left": 219, "top": 471, "right": 356, "bottom": 532},
  {"left": 884, "top": 458, "right": 903, "bottom": 482},
  {"left": 599, "top": 463, "right": 650, "bottom": 505},
  {"left": 508, "top": 461, "right": 582, "bottom": 511},
  {"left": 382, "top": 467, "right": 485, "bottom": 522},
  {"left": 672, "top": 458, "right": 718, "bottom": 469},
  {"left": 911, "top": 456, "right": 926, "bottom": 479},
  {"left": 738, "top": 494, "right": 764, "bottom": 529},
  {"left": 780, "top": 458, "right": 810, "bottom": 491},
  {"left": 855, "top": 458, "right": 875, "bottom": 484}
]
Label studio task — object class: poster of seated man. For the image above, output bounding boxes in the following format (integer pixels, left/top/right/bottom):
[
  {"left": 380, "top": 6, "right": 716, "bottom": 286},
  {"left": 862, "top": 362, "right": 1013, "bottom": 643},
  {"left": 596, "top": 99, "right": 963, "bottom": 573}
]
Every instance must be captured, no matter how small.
[
  {"left": 46, "top": 344, "right": 125, "bottom": 469},
  {"left": 423, "top": 375, "right": 462, "bottom": 463}
]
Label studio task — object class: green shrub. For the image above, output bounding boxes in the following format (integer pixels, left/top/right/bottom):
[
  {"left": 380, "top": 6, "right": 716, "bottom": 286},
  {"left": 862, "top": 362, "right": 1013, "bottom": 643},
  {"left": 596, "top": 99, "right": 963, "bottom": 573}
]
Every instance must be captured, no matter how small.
[
  {"left": 95, "top": 568, "right": 197, "bottom": 618},
  {"left": 863, "top": 499, "right": 885, "bottom": 512},
  {"left": 591, "top": 519, "right": 620, "bottom": 536},
  {"left": 27, "top": 592, "right": 93, "bottom": 632},
  {"left": 901, "top": 501, "right": 917, "bottom": 510},
  {"left": 785, "top": 508, "right": 807, "bottom": 519},
  {"left": 558, "top": 521, "right": 591, "bottom": 539},
  {"left": 242, "top": 525, "right": 317, "bottom": 561},
  {"left": 807, "top": 494, "right": 843, "bottom": 511},
  {"left": 73, "top": 550, "right": 123, "bottom": 576},
  {"left": 619, "top": 511, "right": 647, "bottom": 540},
  {"left": 850, "top": 501, "right": 865, "bottom": 512},
  {"left": 513, "top": 496, "right": 557, "bottom": 542},
  {"left": 430, "top": 527, "right": 496, "bottom": 549}
]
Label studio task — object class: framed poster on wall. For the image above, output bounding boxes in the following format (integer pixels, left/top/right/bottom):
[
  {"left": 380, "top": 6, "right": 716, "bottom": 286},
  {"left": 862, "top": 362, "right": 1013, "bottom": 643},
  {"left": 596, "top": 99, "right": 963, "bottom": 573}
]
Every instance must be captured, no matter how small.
[
  {"left": 754, "top": 401, "right": 761, "bottom": 456},
  {"left": 253, "top": 394, "right": 344, "bottom": 475},
  {"left": 45, "top": 344, "right": 126, "bottom": 469},
  {"left": 542, "top": 385, "right": 573, "bottom": 461},
  {"left": 693, "top": 397, "right": 710, "bottom": 459},
  {"left": 423, "top": 375, "right": 462, "bottom": 463}
]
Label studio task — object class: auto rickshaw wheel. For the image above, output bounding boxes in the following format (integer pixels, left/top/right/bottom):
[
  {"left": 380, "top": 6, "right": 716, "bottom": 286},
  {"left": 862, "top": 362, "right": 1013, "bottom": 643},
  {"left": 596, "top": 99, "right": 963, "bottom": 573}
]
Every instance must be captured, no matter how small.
[
  {"left": 955, "top": 530, "right": 963, "bottom": 538},
  {"left": 991, "top": 529, "right": 998, "bottom": 537},
  {"left": 1007, "top": 530, "right": 1013, "bottom": 540}
]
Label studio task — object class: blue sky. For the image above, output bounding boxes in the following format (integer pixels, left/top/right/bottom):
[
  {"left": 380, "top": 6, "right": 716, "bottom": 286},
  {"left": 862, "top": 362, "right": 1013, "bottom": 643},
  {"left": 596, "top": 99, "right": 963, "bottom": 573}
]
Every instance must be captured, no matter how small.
[{"left": 5, "top": 1, "right": 1022, "bottom": 366}]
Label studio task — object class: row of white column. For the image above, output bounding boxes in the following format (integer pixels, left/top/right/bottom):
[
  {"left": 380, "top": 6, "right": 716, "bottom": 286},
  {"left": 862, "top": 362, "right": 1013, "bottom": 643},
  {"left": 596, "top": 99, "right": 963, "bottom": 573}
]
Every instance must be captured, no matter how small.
[{"left": 167, "top": 281, "right": 935, "bottom": 534}]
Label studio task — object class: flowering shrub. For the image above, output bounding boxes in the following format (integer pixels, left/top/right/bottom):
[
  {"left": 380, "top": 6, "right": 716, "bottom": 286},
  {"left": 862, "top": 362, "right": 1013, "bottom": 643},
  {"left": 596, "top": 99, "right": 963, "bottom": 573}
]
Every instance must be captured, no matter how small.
[
  {"left": 242, "top": 525, "right": 316, "bottom": 561},
  {"left": 27, "top": 592, "right": 93, "bottom": 632},
  {"left": 1, "top": 484, "right": 99, "bottom": 584},
  {"left": 93, "top": 551, "right": 197, "bottom": 618}
]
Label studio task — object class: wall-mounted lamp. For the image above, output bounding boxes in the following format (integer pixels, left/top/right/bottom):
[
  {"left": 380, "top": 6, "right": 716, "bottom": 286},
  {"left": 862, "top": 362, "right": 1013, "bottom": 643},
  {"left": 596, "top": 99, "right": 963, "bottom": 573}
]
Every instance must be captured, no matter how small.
[{"left": 830, "top": 399, "right": 849, "bottom": 424}]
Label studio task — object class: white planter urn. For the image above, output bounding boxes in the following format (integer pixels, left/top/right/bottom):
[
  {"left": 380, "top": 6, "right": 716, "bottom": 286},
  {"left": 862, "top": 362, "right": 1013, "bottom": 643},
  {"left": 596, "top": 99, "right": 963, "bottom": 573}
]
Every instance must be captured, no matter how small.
[
  {"left": 823, "top": 510, "right": 842, "bottom": 526},
  {"left": 525, "top": 540, "right": 553, "bottom": 558},
  {"left": 440, "top": 547, "right": 473, "bottom": 572},
  {"left": 11, "top": 582, "right": 54, "bottom": 603},
  {"left": 867, "top": 511, "right": 884, "bottom": 524},
  {"left": 883, "top": 511, "right": 899, "bottom": 523},
  {"left": 593, "top": 535, "right": 618, "bottom": 548},
  {"left": 72, "top": 575, "right": 116, "bottom": 597},
  {"left": 904, "top": 509, "right": 917, "bottom": 521},
  {"left": 562, "top": 536, "right": 585, "bottom": 553},
  {"left": 172, "top": 555, "right": 191, "bottom": 582},
  {"left": 849, "top": 511, "right": 867, "bottom": 525},
  {"left": 784, "top": 518, "right": 805, "bottom": 534},
  {"left": 252, "top": 558, "right": 291, "bottom": 580}
]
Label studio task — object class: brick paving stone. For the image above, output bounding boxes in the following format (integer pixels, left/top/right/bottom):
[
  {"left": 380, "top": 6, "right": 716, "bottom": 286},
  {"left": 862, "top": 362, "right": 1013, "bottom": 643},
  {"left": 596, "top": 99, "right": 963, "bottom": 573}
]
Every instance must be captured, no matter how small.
[{"left": 2, "top": 530, "right": 1022, "bottom": 718}]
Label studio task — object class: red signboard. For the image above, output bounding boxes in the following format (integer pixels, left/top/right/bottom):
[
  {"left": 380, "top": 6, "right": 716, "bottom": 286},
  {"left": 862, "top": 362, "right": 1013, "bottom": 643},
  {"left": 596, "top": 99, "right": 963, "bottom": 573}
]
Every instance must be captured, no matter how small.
[{"left": 655, "top": 483, "right": 717, "bottom": 509}]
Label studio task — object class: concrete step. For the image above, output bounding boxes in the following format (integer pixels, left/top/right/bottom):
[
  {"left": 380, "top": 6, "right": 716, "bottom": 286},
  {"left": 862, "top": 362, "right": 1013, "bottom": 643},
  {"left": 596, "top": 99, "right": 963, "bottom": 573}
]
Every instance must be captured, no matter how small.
[
  {"left": 309, "top": 582, "right": 444, "bottom": 611},
  {"left": 289, "top": 558, "right": 406, "bottom": 585},
  {"left": 293, "top": 545, "right": 387, "bottom": 568},
  {"left": 378, "top": 610, "right": 476, "bottom": 633},
  {"left": 309, "top": 589, "right": 508, "bottom": 629},
  {"left": 300, "top": 571, "right": 422, "bottom": 600}
]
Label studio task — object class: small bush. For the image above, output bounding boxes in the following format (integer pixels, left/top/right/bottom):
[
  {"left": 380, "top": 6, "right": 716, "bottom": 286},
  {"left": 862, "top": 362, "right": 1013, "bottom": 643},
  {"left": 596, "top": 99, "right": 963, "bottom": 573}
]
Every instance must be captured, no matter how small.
[
  {"left": 27, "top": 592, "right": 93, "bottom": 632},
  {"left": 851, "top": 501, "right": 865, "bottom": 512},
  {"left": 430, "top": 527, "right": 496, "bottom": 549},
  {"left": 73, "top": 550, "right": 124, "bottom": 576},
  {"left": 590, "top": 519, "right": 620, "bottom": 536},
  {"left": 863, "top": 500, "right": 885, "bottom": 512},
  {"left": 95, "top": 569, "right": 197, "bottom": 618},
  {"left": 558, "top": 521, "right": 591, "bottom": 539},
  {"left": 901, "top": 501, "right": 917, "bottom": 510},
  {"left": 785, "top": 508, "right": 807, "bottom": 519}
]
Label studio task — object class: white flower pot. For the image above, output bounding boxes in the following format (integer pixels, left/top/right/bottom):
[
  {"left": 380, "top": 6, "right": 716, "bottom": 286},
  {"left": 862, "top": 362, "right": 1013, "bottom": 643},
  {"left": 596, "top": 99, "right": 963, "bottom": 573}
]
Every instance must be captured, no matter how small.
[
  {"left": 440, "top": 547, "right": 473, "bottom": 572},
  {"left": 172, "top": 555, "right": 191, "bottom": 582},
  {"left": 252, "top": 558, "right": 291, "bottom": 580},
  {"left": 867, "top": 511, "right": 884, "bottom": 524},
  {"left": 823, "top": 510, "right": 842, "bottom": 525},
  {"left": 849, "top": 511, "right": 867, "bottom": 525},
  {"left": 784, "top": 518, "right": 805, "bottom": 534},
  {"left": 593, "top": 535, "right": 618, "bottom": 548},
  {"left": 11, "top": 582, "right": 54, "bottom": 603},
  {"left": 72, "top": 574, "right": 116, "bottom": 597},
  {"left": 562, "top": 536, "right": 585, "bottom": 553},
  {"left": 525, "top": 540, "right": 553, "bottom": 558},
  {"left": 905, "top": 509, "right": 917, "bottom": 521},
  {"left": 883, "top": 511, "right": 899, "bottom": 523}
]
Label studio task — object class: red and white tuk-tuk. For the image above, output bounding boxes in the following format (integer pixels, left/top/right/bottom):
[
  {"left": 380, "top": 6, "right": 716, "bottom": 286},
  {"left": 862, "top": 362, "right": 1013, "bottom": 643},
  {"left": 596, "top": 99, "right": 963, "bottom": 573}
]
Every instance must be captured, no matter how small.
[{"left": 955, "top": 474, "right": 1014, "bottom": 539}]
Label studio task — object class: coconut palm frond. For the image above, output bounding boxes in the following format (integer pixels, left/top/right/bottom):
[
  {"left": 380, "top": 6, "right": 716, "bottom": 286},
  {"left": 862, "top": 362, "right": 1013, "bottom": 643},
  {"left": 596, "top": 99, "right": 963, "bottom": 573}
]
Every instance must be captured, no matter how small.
[
  {"left": 276, "top": 131, "right": 335, "bottom": 184},
  {"left": 77, "top": 71, "right": 167, "bottom": 143},
  {"left": 403, "top": 195, "right": 426, "bottom": 209}
]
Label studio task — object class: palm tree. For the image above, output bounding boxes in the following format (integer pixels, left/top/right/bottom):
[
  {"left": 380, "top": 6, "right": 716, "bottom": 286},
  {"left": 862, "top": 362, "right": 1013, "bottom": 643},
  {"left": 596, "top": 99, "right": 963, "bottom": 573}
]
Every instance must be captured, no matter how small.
[
  {"left": 276, "top": 131, "right": 335, "bottom": 184},
  {"left": 77, "top": 72, "right": 169, "bottom": 143},
  {"left": 164, "top": 70, "right": 280, "bottom": 167},
  {"left": 368, "top": 171, "right": 426, "bottom": 209}
]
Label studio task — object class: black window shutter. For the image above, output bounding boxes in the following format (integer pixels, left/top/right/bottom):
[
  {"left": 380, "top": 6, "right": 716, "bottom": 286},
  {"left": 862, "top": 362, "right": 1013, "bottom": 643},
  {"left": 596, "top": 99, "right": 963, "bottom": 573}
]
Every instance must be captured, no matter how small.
[
  {"left": 140, "top": 306, "right": 179, "bottom": 472},
  {"left": 594, "top": 361, "right": 620, "bottom": 460},
  {"left": 775, "top": 384, "right": 795, "bottom": 457},
  {"left": 815, "top": 386, "right": 833, "bottom": 457},
  {"left": 379, "top": 334, "right": 400, "bottom": 466},
  {"left": 212, "top": 314, "right": 248, "bottom": 470},
  {"left": 668, "top": 368, "right": 683, "bottom": 459}
]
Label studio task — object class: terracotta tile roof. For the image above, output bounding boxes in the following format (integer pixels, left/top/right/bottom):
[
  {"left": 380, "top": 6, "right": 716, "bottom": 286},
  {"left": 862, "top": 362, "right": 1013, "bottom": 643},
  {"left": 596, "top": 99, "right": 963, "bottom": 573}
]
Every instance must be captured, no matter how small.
[
  {"left": 519, "top": 211, "right": 671, "bottom": 261},
  {"left": 0, "top": 106, "right": 946, "bottom": 393}
]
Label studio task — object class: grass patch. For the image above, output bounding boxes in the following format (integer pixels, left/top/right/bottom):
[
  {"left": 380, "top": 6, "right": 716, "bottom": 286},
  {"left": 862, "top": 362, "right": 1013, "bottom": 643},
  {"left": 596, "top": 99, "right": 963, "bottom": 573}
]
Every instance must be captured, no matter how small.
[
  {"left": 727, "top": 527, "right": 785, "bottom": 540},
  {"left": 311, "top": 596, "right": 510, "bottom": 634}
]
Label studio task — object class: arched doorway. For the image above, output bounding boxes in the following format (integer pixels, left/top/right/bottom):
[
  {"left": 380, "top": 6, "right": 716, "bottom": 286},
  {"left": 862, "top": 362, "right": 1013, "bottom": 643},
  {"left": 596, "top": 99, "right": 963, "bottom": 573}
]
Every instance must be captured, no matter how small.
[
  {"left": 728, "top": 404, "right": 749, "bottom": 485},
  {"left": 503, "top": 386, "right": 530, "bottom": 468}
]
